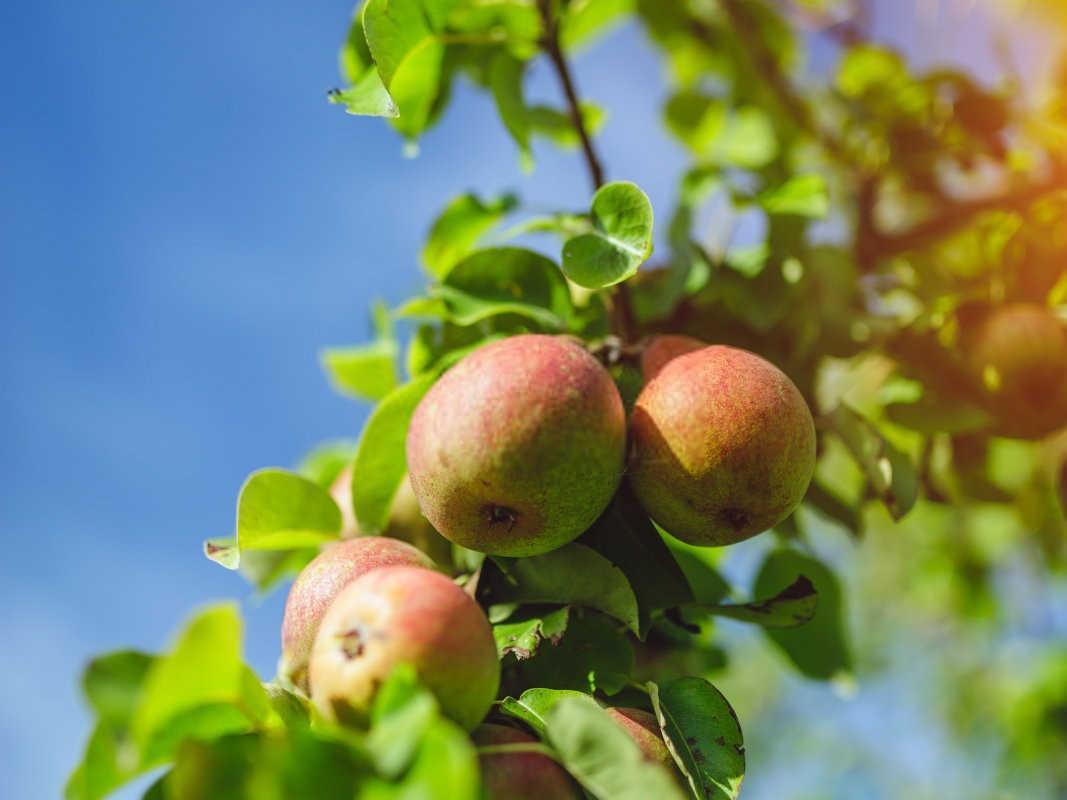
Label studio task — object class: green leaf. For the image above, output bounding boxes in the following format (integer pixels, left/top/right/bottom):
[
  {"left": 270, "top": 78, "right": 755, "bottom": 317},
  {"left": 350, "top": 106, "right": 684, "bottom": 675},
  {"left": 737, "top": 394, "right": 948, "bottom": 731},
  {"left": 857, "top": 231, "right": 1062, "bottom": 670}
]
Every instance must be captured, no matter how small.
[
  {"left": 823, "top": 404, "right": 919, "bottom": 520},
  {"left": 663, "top": 534, "right": 731, "bottom": 605},
  {"left": 493, "top": 605, "right": 571, "bottom": 659},
  {"left": 578, "top": 486, "right": 693, "bottom": 637},
  {"left": 397, "top": 718, "right": 481, "bottom": 800},
  {"left": 367, "top": 665, "right": 440, "bottom": 778},
  {"left": 664, "top": 90, "right": 727, "bottom": 155},
  {"left": 758, "top": 174, "right": 829, "bottom": 218},
  {"left": 352, "top": 375, "right": 436, "bottom": 533},
  {"left": 754, "top": 549, "right": 852, "bottom": 681},
  {"left": 836, "top": 44, "right": 907, "bottom": 98},
  {"left": 131, "top": 605, "right": 269, "bottom": 750},
  {"left": 422, "top": 193, "right": 518, "bottom": 278},
  {"left": 527, "top": 103, "right": 607, "bottom": 148},
  {"left": 321, "top": 340, "right": 399, "bottom": 402},
  {"left": 560, "top": 0, "right": 635, "bottom": 51},
  {"left": 205, "top": 469, "right": 341, "bottom": 569},
  {"left": 544, "top": 695, "right": 687, "bottom": 800},
  {"left": 562, "top": 181, "right": 654, "bottom": 289},
  {"left": 363, "top": 0, "right": 454, "bottom": 139},
  {"left": 328, "top": 69, "right": 398, "bottom": 117},
  {"left": 296, "top": 439, "right": 359, "bottom": 488},
  {"left": 507, "top": 610, "right": 634, "bottom": 695},
  {"left": 498, "top": 688, "right": 590, "bottom": 737},
  {"left": 82, "top": 650, "right": 155, "bottom": 728},
  {"left": 485, "top": 543, "right": 641, "bottom": 633},
  {"left": 489, "top": 50, "right": 532, "bottom": 166},
  {"left": 649, "top": 677, "right": 745, "bottom": 800},
  {"left": 713, "top": 106, "right": 778, "bottom": 169},
  {"left": 431, "top": 246, "right": 574, "bottom": 330},
  {"left": 699, "top": 576, "right": 817, "bottom": 628}
]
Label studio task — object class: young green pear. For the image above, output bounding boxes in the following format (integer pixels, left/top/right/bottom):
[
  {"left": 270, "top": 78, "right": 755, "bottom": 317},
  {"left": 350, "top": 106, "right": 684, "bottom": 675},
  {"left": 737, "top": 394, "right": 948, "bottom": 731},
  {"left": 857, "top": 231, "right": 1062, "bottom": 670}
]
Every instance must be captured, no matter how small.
[
  {"left": 629, "top": 344, "right": 816, "bottom": 546},
  {"left": 406, "top": 334, "right": 626, "bottom": 556}
]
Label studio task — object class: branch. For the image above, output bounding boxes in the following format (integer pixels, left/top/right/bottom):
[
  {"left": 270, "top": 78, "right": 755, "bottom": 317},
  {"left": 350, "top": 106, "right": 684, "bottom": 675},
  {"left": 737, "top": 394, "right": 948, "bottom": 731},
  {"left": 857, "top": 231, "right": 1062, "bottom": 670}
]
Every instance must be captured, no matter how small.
[
  {"left": 537, "top": 0, "right": 604, "bottom": 192},
  {"left": 865, "top": 168, "right": 1067, "bottom": 259},
  {"left": 537, "top": 0, "right": 637, "bottom": 342}
]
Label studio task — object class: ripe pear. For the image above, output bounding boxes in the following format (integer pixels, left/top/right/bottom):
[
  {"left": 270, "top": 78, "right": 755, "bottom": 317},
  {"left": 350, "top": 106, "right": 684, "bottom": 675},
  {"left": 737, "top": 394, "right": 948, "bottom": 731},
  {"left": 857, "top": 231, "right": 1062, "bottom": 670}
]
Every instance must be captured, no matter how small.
[
  {"left": 630, "top": 345, "right": 816, "bottom": 546},
  {"left": 329, "top": 465, "right": 453, "bottom": 565},
  {"left": 406, "top": 334, "right": 626, "bottom": 556},
  {"left": 308, "top": 566, "right": 499, "bottom": 731},
  {"left": 641, "top": 334, "right": 706, "bottom": 381},
  {"left": 280, "top": 537, "right": 433, "bottom": 692},
  {"left": 473, "top": 724, "right": 581, "bottom": 799},
  {"left": 960, "top": 302, "right": 1067, "bottom": 439},
  {"left": 606, "top": 708, "right": 685, "bottom": 786}
]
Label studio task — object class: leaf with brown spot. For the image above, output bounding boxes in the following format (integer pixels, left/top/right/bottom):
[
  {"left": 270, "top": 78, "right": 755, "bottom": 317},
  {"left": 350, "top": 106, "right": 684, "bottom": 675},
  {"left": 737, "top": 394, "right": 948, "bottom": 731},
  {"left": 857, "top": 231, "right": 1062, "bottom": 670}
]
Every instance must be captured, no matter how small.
[{"left": 648, "top": 677, "right": 745, "bottom": 800}]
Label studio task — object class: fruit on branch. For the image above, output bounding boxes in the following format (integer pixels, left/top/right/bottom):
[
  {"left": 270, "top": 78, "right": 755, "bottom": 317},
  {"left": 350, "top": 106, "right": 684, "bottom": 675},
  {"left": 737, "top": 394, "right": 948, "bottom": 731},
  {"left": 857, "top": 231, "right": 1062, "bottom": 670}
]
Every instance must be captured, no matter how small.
[
  {"left": 280, "top": 537, "right": 434, "bottom": 692},
  {"left": 407, "top": 334, "right": 626, "bottom": 556},
  {"left": 605, "top": 708, "right": 683, "bottom": 783},
  {"left": 641, "top": 334, "right": 706, "bottom": 381},
  {"left": 473, "top": 723, "right": 581, "bottom": 800},
  {"left": 329, "top": 465, "right": 453, "bottom": 565},
  {"left": 308, "top": 565, "right": 499, "bottom": 730},
  {"left": 959, "top": 302, "right": 1067, "bottom": 439},
  {"left": 629, "top": 345, "right": 816, "bottom": 546}
]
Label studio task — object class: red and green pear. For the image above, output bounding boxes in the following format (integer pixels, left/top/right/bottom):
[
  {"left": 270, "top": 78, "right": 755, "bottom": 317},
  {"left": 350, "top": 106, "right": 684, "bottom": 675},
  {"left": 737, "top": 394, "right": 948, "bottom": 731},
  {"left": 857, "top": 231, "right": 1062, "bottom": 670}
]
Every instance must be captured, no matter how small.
[
  {"left": 629, "top": 344, "right": 816, "bottom": 546},
  {"left": 473, "top": 724, "right": 581, "bottom": 799},
  {"left": 641, "top": 334, "right": 706, "bottom": 382},
  {"left": 960, "top": 302, "right": 1067, "bottom": 439},
  {"left": 606, "top": 708, "right": 684, "bottom": 783},
  {"left": 280, "top": 537, "right": 433, "bottom": 692},
  {"left": 308, "top": 565, "right": 499, "bottom": 731},
  {"left": 406, "top": 334, "right": 626, "bottom": 556}
]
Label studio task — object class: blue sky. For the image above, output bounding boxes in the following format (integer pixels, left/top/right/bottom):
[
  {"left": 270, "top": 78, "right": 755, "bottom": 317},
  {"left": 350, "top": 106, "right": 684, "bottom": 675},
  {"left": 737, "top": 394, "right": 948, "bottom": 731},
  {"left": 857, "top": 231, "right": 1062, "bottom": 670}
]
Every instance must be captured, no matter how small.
[{"left": 0, "top": 1, "right": 1047, "bottom": 798}]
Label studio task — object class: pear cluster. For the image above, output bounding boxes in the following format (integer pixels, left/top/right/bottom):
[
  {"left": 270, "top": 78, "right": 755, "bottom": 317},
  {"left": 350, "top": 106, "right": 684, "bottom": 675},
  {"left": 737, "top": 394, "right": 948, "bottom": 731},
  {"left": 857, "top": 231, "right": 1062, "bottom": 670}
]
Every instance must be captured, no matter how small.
[
  {"left": 407, "top": 333, "right": 816, "bottom": 553},
  {"left": 276, "top": 331, "right": 816, "bottom": 783}
]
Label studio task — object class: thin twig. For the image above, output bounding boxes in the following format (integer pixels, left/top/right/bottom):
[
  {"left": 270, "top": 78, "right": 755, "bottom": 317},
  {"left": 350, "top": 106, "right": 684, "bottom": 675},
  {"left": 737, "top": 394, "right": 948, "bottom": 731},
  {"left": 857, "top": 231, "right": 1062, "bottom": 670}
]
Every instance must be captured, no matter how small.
[{"left": 536, "top": 0, "right": 637, "bottom": 342}]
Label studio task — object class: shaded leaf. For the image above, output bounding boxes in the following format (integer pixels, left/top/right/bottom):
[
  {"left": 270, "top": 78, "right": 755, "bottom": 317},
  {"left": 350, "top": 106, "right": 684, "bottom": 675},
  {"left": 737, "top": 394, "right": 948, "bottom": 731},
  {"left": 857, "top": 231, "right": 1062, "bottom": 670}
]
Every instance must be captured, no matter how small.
[
  {"left": 579, "top": 486, "right": 693, "bottom": 636},
  {"left": 484, "top": 543, "right": 640, "bottom": 633},
  {"left": 699, "top": 576, "right": 817, "bottom": 628},
  {"left": 506, "top": 610, "right": 633, "bottom": 695},
  {"left": 352, "top": 375, "right": 436, "bottom": 534},
  {"left": 754, "top": 549, "right": 852, "bottom": 680}
]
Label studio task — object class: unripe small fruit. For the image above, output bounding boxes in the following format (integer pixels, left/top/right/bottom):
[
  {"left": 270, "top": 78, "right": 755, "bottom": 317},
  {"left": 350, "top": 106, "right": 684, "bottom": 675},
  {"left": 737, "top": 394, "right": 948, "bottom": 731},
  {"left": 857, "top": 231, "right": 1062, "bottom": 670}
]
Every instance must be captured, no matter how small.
[
  {"left": 407, "top": 334, "right": 626, "bottom": 556},
  {"left": 473, "top": 724, "right": 581, "bottom": 799},
  {"left": 606, "top": 708, "right": 683, "bottom": 782},
  {"left": 960, "top": 302, "right": 1067, "bottom": 439},
  {"left": 329, "top": 465, "right": 453, "bottom": 565},
  {"left": 280, "top": 537, "right": 433, "bottom": 692},
  {"left": 308, "top": 566, "right": 499, "bottom": 731},
  {"left": 641, "top": 334, "right": 706, "bottom": 382},
  {"left": 630, "top": 345, "right": 816, "bottom": 546}
]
